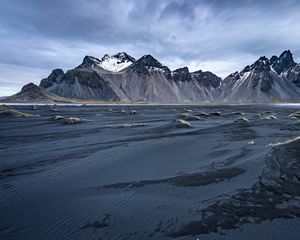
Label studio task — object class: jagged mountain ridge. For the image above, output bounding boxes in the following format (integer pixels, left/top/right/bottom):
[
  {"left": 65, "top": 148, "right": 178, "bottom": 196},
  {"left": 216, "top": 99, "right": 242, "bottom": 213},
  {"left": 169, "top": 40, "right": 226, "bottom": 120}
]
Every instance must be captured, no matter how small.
[
  {"left": 221, "top": 50, "right": 300, "bottom": 102},
  {"left": 40, "top": 67, "right": 119, "bottom": 101},
  {"left": 275, "top": 50, "right": 300, "bottom": 88},
  {"left": 40, "top": 53, "right": 221, "bottom": 102},
  {"left": 4, "top": 50, "right": 300, "bottom": 103}
]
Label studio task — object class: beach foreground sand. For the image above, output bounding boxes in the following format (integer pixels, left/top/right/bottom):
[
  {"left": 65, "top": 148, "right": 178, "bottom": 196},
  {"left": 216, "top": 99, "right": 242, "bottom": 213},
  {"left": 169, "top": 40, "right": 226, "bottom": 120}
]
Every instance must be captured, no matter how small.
[{"left": 1, "top": 104, "right": 300, "bottom": 240}]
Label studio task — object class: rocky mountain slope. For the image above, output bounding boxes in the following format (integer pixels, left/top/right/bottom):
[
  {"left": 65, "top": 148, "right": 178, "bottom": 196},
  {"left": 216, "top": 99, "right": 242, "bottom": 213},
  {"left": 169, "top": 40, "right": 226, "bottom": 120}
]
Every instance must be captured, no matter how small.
[
  {"left": 3, "top": 50, "right": 300, "bottom": 103},
  {"left": 2, "top": 83, "right": 70, "bottom": 103},
  {"left": 39, "top": 67, "right": 119, "bottom": 101},
  {"left": 221, "top": 51, "right": 300, "bottom": 102},
  {"left": 39, "top": 53, "right": 221, "bottom": 102}
]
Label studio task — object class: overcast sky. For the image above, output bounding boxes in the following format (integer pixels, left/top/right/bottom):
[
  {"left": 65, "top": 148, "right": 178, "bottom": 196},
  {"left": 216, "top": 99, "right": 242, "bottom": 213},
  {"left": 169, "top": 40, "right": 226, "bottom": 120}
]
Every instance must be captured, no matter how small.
[{"left": 1, "top": 0, "right": 300, "bottom": 95}]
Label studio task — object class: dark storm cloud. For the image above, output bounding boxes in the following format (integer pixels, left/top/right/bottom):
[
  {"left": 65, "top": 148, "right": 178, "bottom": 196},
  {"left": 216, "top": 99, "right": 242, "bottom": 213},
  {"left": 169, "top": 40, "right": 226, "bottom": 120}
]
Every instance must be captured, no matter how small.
[{"left": 1, "top": 0, "right": 300, "bottom": 95}]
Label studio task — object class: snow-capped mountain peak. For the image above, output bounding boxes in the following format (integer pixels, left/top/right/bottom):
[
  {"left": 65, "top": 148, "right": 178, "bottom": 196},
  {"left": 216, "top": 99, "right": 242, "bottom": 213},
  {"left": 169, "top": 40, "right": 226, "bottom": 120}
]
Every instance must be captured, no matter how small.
[
  {"left": 99, "top": 52, "right": 135, "bottom": 72},
  {"left": 77, "top": 53, "right": 135, "bottom": 72},
  {"left": 221, "top": 53, "right": 300, "bottom": 102}
]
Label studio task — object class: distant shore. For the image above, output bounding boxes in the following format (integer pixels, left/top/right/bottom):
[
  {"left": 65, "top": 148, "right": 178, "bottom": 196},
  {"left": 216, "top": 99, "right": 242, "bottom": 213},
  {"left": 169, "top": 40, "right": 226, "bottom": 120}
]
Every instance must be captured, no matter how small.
[{"left": 1, "top": 101, "right": 300, "bottom": 106}]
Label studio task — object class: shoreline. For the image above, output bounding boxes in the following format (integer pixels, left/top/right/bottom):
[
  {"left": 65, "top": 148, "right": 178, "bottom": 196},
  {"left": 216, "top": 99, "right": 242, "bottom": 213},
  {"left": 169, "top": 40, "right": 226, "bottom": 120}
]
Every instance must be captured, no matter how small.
[{"left": 2, "top": 102, "right": 300, "bottom": 107}]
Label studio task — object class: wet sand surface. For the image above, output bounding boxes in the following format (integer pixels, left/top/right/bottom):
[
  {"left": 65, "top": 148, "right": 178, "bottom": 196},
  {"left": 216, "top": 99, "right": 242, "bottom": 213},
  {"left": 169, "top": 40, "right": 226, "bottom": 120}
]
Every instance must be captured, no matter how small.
[{"left": 1, "top": 104, "right": 300, "bottom": 240}]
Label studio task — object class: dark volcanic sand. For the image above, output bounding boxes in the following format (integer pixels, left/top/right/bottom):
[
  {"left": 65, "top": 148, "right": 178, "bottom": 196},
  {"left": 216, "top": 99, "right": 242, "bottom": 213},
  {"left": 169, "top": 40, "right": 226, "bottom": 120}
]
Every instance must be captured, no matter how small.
[{"left": 1, "top": 104, "right": 300, "bottom": 240}]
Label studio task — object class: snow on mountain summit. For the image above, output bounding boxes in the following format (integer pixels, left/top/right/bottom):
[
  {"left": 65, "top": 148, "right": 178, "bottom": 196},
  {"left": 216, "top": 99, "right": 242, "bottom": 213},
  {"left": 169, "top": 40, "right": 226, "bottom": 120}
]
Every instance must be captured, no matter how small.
[
  {"left": 77, "top": 53, "right": 135, "bottom": 72},
  {"left": 99, "top": 52, "right": 135, "bottom": 72}
]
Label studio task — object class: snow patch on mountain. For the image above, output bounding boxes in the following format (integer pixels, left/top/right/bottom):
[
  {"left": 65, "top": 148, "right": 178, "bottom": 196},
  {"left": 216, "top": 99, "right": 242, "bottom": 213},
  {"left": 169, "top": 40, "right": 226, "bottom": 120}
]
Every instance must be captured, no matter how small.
[
  {"left": 99, "top": 53, "right": 135, "bottom": 72},
  {"left": 221, "top": 54, "right": 300, "bottom": 102}
]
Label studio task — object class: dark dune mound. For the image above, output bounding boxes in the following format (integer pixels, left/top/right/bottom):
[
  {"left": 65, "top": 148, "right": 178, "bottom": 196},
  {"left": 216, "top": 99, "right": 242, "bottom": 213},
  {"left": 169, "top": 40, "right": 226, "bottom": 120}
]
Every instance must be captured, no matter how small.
[
  {"left": 170, "top": 137, "right": 300, "bottom": 238},
  {"left": 0, "top": 105, "right": 34, "bottom": 118},
  {"left": 102, "top": 167, "right": 245, "bottom": 189}
]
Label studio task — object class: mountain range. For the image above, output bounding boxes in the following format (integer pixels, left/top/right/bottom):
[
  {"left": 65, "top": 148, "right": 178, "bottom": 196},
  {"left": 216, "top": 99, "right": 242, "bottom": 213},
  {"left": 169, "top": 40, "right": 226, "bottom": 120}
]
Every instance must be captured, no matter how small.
[{"left": 3, "top": 50, "right": 300, "bottom": 103}]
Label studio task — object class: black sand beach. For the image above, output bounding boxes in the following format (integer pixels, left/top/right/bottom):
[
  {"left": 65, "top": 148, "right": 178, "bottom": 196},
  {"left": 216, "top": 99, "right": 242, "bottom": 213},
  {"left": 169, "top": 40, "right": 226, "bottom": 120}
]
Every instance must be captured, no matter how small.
[{"left": 1, "top": 104, "right": 300, "bottom": 240}]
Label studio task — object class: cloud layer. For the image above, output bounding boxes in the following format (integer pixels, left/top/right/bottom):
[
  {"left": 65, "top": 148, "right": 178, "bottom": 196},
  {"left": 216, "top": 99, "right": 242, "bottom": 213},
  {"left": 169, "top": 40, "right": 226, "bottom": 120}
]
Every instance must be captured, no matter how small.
[{"left": 1, "top": 0, "right": 300, "bottom": 95}]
